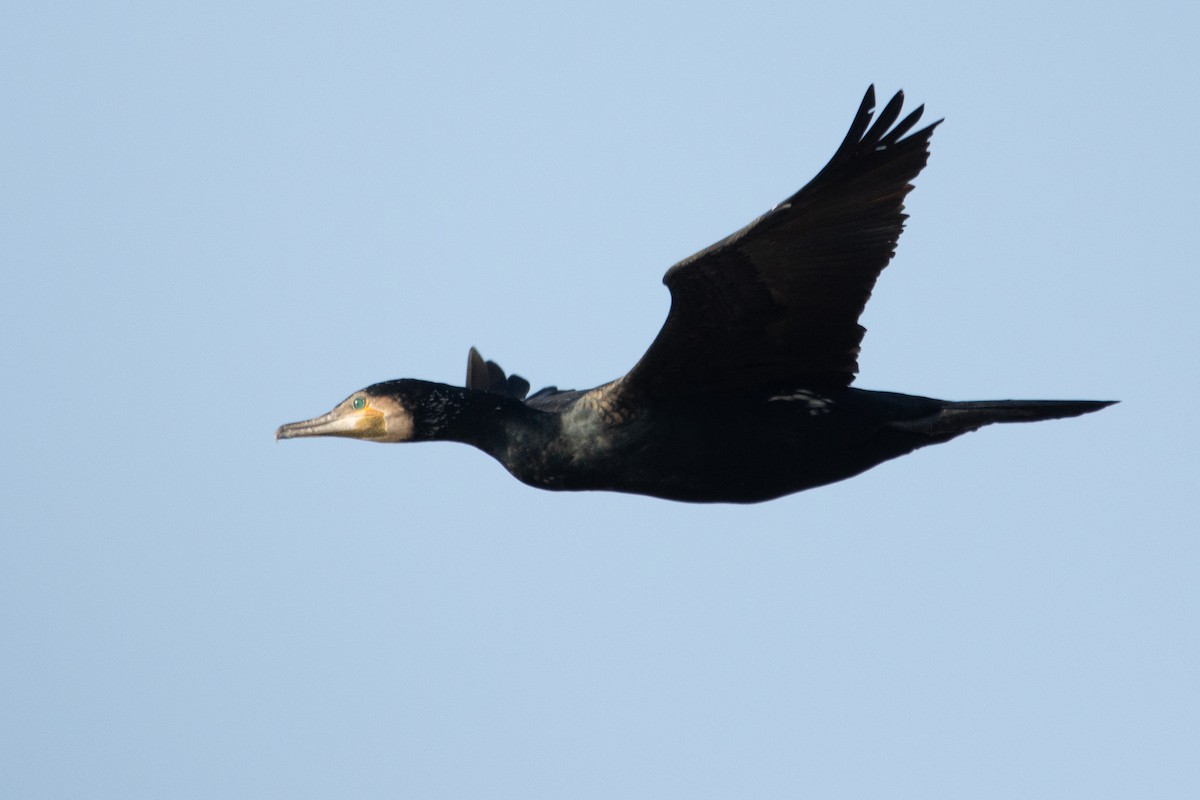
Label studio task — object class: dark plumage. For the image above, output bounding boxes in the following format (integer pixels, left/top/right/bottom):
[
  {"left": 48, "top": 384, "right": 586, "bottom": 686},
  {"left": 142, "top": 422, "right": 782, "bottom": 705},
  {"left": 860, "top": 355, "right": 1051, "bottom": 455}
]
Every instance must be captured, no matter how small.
[{"left": 277, "top": 87, "right": 1114, "bottom": 503}]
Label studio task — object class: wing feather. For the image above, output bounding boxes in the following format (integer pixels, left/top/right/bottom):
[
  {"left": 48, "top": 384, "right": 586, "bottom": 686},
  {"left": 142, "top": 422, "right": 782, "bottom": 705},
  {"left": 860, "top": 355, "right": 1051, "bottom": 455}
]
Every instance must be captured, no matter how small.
[{"left": 616, "top": 86, "right": 940, "bottom": 403}]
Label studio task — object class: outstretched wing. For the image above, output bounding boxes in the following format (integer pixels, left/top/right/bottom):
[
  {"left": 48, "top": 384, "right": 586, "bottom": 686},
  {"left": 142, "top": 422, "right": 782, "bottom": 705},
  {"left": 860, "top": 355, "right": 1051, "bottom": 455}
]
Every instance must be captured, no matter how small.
[{"left": 616, "top": 86, "right": 940, "bottom": 404}]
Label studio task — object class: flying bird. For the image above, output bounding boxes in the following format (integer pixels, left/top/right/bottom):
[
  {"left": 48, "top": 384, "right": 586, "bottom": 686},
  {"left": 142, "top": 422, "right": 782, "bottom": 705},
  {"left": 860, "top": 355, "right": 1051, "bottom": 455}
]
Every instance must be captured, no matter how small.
[{"left": 277, "top": 87, "right": 1113, "bottom": 503}]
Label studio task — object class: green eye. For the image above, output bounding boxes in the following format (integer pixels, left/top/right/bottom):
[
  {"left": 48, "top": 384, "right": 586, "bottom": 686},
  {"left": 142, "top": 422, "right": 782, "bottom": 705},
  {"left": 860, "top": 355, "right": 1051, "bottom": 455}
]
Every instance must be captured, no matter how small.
[{"left": 352, "top": 396, "right": 366, "bottom": 410}]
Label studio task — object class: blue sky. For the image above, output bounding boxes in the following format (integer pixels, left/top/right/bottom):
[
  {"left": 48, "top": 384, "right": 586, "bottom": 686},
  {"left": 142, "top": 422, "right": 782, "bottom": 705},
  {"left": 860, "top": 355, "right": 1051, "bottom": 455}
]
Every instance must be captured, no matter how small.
[{"left": 2, "top": 2, "right": 1197, "bottom": 798}]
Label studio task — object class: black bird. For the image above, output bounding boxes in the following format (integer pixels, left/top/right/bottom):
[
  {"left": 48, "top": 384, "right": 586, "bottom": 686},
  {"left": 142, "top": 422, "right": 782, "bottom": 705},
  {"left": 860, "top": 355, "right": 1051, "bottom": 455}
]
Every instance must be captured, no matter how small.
[{"left": 277, "top": 87, "right": 1113, "bottom": 503}]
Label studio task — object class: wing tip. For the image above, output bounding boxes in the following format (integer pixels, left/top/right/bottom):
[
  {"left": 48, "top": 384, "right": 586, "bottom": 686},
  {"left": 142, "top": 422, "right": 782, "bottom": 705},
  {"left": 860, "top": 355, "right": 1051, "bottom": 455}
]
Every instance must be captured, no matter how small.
[{"left": 465, "top": 347, "right": 531, "bottom": 399}]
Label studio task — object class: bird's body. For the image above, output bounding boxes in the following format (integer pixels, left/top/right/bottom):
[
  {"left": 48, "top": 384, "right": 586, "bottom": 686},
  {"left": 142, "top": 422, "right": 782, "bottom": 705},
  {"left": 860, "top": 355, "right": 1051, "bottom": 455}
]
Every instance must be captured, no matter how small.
[
  {"left": 334, "top": 376, "right": 1107, "bottom": 503},
  {"left": 277, "top": 87, "right": 1114, "bottom": 504},
  {"left": 495, "top": 386, "right": 947, "bottom": 503}
]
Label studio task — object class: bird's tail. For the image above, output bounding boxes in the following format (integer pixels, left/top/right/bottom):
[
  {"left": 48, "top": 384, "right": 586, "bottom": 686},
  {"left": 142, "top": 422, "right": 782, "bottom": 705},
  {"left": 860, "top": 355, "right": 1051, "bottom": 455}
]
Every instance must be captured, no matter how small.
[{"left": 889, "top": 399, "right": 1116, "bottom": 437}]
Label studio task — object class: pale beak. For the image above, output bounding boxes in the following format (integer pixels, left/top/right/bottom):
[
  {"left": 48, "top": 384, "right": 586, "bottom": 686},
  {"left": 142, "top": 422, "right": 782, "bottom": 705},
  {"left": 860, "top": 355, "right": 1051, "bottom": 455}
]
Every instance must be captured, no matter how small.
[{"left": 276, "top": 405, "right": 383, "bottom": 440}]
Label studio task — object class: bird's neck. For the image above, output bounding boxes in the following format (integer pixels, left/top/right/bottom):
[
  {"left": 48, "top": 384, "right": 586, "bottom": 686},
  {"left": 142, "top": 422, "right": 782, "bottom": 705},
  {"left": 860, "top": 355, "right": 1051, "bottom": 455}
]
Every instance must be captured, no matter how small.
[{"left": 411, "top": 382, "right": 550, "bottom": 459}]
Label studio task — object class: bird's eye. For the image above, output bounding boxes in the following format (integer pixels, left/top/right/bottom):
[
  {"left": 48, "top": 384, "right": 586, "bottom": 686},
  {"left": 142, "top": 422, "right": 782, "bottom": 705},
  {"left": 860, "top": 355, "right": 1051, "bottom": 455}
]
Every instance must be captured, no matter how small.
[{"left": 352, "top": 396, "right": 366, "bottom": 410}]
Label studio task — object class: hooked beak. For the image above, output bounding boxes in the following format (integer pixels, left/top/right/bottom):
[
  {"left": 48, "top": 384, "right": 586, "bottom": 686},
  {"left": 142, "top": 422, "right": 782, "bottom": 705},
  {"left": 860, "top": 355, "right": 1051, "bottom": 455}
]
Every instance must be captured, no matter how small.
[{"left": 275, "top": 405, "right": 385, "bottom": 440}]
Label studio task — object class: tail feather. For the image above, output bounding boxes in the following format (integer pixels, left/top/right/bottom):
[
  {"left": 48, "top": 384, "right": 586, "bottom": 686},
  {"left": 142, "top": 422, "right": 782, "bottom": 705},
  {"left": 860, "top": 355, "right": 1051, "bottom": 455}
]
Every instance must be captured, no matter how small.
[{"left": 890, "top": 399, "right": 1116, "bottom": 437}]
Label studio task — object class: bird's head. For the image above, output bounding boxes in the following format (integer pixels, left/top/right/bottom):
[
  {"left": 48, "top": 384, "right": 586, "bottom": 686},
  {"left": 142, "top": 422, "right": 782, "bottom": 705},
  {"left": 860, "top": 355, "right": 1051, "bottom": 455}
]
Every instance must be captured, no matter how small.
[{"left": 275, "top": 380, "right": 428, "bottom": 443}]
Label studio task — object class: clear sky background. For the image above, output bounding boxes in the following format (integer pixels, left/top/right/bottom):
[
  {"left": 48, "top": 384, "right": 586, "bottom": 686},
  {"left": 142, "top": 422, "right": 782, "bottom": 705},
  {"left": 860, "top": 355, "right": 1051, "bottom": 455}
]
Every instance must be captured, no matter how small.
[{"left": 2, "top": 2, "right": 1197, "bottom": 798}]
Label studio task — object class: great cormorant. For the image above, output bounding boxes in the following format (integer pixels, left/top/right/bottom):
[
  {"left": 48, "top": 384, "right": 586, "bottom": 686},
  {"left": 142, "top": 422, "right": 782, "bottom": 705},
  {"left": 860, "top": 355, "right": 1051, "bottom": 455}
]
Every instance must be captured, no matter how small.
[{"left": 277, "top": 87, "right": 1114, "bottom": 503}]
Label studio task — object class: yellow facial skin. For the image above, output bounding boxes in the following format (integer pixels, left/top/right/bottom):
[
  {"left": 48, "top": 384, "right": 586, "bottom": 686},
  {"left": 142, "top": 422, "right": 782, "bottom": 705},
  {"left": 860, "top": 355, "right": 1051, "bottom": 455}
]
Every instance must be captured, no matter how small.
[{"left": 275, "top": 393, "right": 413, "bottom": 443}]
